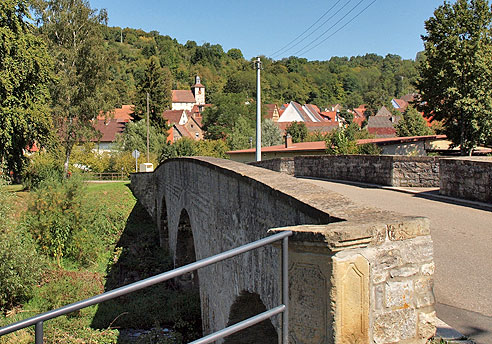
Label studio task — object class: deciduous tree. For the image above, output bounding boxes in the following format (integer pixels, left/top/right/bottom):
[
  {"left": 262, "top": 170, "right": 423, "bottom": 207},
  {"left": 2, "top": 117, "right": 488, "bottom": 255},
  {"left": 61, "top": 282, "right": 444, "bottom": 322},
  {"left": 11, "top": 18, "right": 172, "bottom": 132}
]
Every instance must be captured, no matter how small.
[
  {"left": 416, "top": 0, "right": 492, "bottom": 155},
  {"left": 32, "top": 0, "right": 114, "bottom": 175},
  {"left": 0, "top": 0, "right": 53, "bottom": 178}
]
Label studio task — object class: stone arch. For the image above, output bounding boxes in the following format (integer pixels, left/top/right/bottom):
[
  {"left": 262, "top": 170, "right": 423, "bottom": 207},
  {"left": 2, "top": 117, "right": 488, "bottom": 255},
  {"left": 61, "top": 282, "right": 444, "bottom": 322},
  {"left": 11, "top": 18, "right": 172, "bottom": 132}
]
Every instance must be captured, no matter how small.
[
  {"left": 224, "top": 291, "right": 278, "bottom": 344},
  {"left": 175, "top": 208, "right": 199, "bottom": 289},
  {"left": 159, "top": 196, "right": 169, "bottom": 249}
]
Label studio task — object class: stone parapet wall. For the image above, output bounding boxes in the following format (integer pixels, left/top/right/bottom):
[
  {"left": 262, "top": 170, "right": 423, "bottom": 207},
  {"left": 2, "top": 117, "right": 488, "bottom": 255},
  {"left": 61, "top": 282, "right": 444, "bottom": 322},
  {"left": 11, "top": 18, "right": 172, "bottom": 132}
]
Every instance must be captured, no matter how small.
[
  {"left": 131, "top": 157, "right": 436, "bottom": 343},
  {"left": 251, "top": 155, "right": 440, "bottom": 187},
  {"left": 440, "top": 157, "right": 492, "bottom": 203}
]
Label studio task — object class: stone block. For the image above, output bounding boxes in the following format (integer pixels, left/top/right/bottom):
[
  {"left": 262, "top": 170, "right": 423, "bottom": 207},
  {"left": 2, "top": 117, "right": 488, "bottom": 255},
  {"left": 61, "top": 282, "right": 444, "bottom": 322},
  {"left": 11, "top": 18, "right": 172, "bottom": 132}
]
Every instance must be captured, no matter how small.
[
  {"left": 374, "top": 308, "right": 418, "bottom": 343},
  {"left": 333, "top": 253, "right": 369, "bottom": 344},
  {"left": 385, "top": 280, "right": 414, "bottom": 309},
  {"left": 390, "top": 265, "right": 419, "bottom": 278}
]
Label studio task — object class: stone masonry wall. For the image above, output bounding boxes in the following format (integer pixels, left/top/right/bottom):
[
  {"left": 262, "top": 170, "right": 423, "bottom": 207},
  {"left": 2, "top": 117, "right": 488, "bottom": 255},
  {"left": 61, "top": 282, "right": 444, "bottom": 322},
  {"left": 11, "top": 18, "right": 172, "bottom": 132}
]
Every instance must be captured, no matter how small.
[
  {"left": 131, "top": 157, "right": 436, "bottom": 343},
  {"left": 252, "top": 155, "right": 440, "bottom": 187},
  {"left": 440, "top": 157, "right": 492, "bottom": 203}
]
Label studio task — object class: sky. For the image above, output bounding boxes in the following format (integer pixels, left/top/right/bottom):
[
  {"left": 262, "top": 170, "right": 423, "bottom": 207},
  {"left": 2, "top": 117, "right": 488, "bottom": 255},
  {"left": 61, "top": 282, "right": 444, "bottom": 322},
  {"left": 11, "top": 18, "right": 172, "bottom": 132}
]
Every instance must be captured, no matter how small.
[{"left": 89, "top": 0, "right": 448, "bottom": 61}]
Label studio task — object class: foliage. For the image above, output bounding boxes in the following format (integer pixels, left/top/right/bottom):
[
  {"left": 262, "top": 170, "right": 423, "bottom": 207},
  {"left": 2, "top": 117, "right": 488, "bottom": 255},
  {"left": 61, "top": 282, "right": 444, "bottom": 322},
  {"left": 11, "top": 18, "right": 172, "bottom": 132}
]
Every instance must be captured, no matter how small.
[
  {"left": 0, "top": 180, "right": 44, "bottom": 311},
  {"left": 262, "top": 119, "right": 283, "bottom": 147},
  {"left": 202, "top": 92, "right": 256, "bottom": 149},
  {"left": 396, "top": 106, "right": 434, "bottom": 137},
  {"left": 161, "top": 138, "right": 229, "bottom": 160},
  {"left": 286, "top": 122, "right": 308, "bottom": 143},
  {"left": 114, "top": 119, "right": 168, "bottom": 157},
  {"left": 32, "top": 0, "right": 115, "bottom": 174},
  {"left": 0, "top": 0, "right": 53, "bottom": 180},
  {"left": 109, "top": 151, "right": 160, "bottom": 175},
  {"left": 416, "top": 0, "right": 492, "bottom": 155},
  {"left": 325, "top": 128, "right": 359, "bottom": 155},
  {"left": 132, "top": 56, "right": 172, "bottom": 133},
  {"left": 22, "top": 150, "right": 64, "bottom": 189},
  {"left": 23, "top": 175, "right": 85, "bottom": 267},
  {"left": 70, "top": 143, "right": 112, "bottom": 173},
  {"left": 325, "top": 123, "right": 381, "bottom": 155}
]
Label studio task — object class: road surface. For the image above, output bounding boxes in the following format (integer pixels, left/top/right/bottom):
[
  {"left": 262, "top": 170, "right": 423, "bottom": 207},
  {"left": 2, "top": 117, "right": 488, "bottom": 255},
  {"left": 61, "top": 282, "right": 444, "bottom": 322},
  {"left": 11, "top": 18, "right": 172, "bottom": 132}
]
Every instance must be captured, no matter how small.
[{"left": 301, "top": 178, "right": 492, "bottom": 344}]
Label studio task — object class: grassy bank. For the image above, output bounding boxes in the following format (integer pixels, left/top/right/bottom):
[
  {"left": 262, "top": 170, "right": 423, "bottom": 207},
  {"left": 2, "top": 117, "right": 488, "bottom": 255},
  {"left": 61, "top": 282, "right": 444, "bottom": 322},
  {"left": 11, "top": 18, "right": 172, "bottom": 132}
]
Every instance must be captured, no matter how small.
[{"left": 0, "top": 181, "right": 200, "bottom": 344}]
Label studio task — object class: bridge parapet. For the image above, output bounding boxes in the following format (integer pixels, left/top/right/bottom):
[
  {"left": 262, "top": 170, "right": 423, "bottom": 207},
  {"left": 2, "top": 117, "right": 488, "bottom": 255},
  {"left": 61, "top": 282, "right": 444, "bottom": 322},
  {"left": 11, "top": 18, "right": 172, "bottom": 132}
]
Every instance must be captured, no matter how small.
[
  {"left": 272, "top": 217, "right": 434, "bottom": 344},
  {"left": 251, "top": 155, "right": 440, "bottom": 187},
  {"left": 130, "top": 157, "right": 436, "bottom": 343}
]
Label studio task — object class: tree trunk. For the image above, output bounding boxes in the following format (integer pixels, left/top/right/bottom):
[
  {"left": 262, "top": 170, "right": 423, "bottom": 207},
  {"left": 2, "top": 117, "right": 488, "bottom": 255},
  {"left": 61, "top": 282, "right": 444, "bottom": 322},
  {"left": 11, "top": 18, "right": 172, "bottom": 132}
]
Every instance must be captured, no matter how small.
[{"left": 63, "top": 142, "right": 73, "bottom": 177}]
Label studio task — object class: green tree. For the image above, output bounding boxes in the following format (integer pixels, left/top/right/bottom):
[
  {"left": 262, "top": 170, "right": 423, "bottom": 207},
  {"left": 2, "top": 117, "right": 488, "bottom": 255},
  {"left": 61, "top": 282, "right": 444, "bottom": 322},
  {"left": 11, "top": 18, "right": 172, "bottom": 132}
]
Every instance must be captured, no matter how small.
[
  {"left": 325, "top": 122, "right": 381, "bottom": 155},
  {"left": 0, "top": 0, "right": 53, "bottom": 179},
  {"left": 416, "top": 0, "right": 492, "bottom": 155},
  {"left": 33, "top": 0, "right": 114, "bottom": 175},
  {"left": 114, "top": 120, "right": 167, "bottom": 157},
  {"left": 262, "top": 119, "right": 283, "bottom": 147},
  {"left": 133, "top": 55, "right": 172, "bottom": 132},
  {"left": 396, "top": 106, "right": 434, "bottom": 137},
  {"left": 202, "top": 92, "right": 256, "bottom": 142},
  {"left": 286, "top": 121, "right": 308, "bottom": 143}
]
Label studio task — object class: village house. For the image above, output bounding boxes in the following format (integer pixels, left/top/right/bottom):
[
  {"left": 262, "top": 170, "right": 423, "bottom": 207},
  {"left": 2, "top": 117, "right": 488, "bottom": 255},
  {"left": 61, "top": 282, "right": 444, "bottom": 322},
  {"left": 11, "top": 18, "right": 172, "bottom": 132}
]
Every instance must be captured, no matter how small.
[{"left": 171, "top": 76, "right": 206, "bottom": 111}]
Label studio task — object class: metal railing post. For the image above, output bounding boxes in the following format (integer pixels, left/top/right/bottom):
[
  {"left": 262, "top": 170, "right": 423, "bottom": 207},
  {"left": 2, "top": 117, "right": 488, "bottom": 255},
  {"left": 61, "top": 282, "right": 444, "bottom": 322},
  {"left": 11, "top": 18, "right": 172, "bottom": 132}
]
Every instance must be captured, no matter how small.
[
  {"left": 282, "top": 236, "right": 289, "bottom": 344},
  {"left": 35, "top": 321, "right": 43, "bottom": 344}
]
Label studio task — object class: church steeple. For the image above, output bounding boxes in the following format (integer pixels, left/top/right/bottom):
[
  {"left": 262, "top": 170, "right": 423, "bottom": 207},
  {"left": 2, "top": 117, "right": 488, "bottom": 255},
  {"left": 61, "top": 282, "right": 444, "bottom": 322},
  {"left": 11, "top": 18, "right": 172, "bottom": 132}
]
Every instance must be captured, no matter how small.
[{"left": 192, "top": 75, "right": 205, "bottom": 105}]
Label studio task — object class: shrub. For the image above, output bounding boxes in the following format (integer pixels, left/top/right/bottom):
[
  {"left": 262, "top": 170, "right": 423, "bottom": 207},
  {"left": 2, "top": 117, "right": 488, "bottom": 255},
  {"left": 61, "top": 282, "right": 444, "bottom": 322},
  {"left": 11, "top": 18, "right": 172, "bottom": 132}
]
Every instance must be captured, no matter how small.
[
  {"left": 23, "top": 175, "right": 85, "bottom": 267},
  {"left": 0, "top": 180, "right": 44, "bottom": 311},
  {"left": 22, "top": 151, "right": 64, "bottom": 190}
]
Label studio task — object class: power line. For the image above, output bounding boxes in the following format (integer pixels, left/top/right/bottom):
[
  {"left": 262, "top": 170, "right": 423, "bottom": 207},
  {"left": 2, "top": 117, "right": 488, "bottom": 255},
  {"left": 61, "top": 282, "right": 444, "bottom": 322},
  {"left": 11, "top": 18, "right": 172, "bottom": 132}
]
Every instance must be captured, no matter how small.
[
  {"left": 298, "top": 0, "right": 378, "bottom": 58},
  {"left": 291, "top": 0, "right": 367, "bottom": 57},
  {"left": 269, "top": 0, "right": 343, "bottom": 59}
]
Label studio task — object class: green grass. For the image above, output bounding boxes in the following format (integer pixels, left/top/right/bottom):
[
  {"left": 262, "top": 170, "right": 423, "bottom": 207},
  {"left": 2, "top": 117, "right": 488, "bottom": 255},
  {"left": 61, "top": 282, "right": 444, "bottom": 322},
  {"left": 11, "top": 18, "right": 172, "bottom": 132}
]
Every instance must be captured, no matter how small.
[{"left": 1, "top": 181, "right": 201, "bottom": 344}]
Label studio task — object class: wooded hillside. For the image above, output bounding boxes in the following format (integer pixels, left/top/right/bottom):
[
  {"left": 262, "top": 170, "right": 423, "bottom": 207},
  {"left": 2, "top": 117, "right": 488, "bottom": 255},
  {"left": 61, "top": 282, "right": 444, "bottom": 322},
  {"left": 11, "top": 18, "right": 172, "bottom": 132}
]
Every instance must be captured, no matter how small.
[{"left": 101, "top": 26, "right": 420, "bottom": 110}]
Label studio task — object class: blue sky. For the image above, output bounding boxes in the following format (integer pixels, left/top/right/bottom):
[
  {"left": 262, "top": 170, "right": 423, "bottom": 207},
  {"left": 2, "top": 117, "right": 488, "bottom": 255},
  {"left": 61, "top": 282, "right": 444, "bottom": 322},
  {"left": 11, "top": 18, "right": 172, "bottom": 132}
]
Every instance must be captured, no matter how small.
[{"left": 90, "top": 0, "right": 447, "bottom": 61}]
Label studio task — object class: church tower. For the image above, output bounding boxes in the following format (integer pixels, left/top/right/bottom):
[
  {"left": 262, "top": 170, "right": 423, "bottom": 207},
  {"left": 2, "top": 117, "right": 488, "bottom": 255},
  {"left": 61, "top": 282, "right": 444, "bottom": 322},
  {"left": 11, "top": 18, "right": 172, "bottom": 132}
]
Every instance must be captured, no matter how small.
[{"left": 192, "top": 75, "right": 205, "bottom": 105}]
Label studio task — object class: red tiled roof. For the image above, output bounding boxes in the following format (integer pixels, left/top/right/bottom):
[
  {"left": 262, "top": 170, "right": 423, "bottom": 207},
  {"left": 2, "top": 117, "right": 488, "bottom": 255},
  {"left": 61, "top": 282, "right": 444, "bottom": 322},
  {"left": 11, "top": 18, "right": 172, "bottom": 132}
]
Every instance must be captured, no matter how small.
[
  {"left": 91, "top": 119, "right": 126, "bottom": 142},
  {"left": 174, "top": 124, "right": 193, "bottom": 139},
  {"left": 98, "top": 105, "right": 133, "bottom": 122},
  {"left": 357, "top": 134, "right": 447, "bottom": 145},
  {"left": 393, "top": 98, "right": 409, "bottom": 111},
  {"left": 320, "top": 111, "right": 337, "bottom": 121},
  {"left": 191, "top": 115, "right": 202, "bottom": 128},
  {"left": 192, "top": 83, "right": 205, "bottom": 88},
  {"left": 401, "top": 93, "right": 417, "bottom": 103},
  {"left": 172, "top": 90, "right": 195, "bottom": 103},
  {"left": 162, "top": 110, "right": 184, "bottom": 125},
  {"left": 228, "top": 141, "right": 326, "bottom": 154},
  {"left": 367, "top": 127, "right": 397, "bottom": 138}
]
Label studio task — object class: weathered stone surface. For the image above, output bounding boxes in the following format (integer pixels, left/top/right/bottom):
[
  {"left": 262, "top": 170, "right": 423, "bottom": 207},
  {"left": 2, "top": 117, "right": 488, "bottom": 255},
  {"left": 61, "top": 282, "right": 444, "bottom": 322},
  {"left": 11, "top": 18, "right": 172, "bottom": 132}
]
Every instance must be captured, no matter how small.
[
  {"left": 390, "top": 265, "right": 419, "bottom": 278},
  {"left": 131, "top": 157, "right": 436, "bottom": 344},
  {"left": 332, "top": 253, "right": 369, "bottom": 344},
  {"left": 385, "top": 280, "right": 414, "bottom": 308},
  {"left": 374, "top": 308, "right": 418, "bottom": 343},
  {"left": 251, "top": 155, "right": 440, "bottom": 187},
  {"left": 440, "top": 157, "right": 492, "bottom": 203},
  {"left": 418, "top": 311, "right": 438, "bottom": 342}
]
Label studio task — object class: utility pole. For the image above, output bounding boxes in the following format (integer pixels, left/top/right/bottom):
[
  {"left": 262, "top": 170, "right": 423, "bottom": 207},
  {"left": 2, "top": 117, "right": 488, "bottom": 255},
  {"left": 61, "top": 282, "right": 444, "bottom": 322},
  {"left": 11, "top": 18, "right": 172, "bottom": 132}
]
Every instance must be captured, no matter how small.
[
  {"left": 146, "top": 92, "right": 150, "bottom": 163},
  {"left": 255, "top": 57, "right": 262, "bottom": 162}
]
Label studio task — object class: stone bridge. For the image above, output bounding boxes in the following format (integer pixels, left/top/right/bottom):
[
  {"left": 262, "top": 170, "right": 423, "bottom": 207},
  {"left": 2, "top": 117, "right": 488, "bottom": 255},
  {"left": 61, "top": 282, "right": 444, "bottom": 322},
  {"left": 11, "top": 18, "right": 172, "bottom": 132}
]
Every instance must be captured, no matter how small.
[{"left": 130, "top": 157, "right": 436, "bottom": 344}]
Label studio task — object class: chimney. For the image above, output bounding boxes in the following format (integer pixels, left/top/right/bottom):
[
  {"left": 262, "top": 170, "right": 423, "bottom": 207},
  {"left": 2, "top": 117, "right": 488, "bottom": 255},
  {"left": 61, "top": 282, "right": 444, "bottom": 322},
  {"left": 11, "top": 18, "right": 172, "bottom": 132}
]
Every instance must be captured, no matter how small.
[{"left": 284, "top": 134, "right": 292, "bottom": 148}]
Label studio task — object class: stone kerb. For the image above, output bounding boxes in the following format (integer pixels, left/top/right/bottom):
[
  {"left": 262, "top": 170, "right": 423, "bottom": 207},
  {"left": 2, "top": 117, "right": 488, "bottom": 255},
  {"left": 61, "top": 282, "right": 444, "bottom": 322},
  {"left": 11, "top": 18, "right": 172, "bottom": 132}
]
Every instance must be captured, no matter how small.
[
  {"left": 440, "top": 157, "right": 492, "bottom": 203},
  {"left": 130, "top": 157, "right": 436, "bottom": 344}
]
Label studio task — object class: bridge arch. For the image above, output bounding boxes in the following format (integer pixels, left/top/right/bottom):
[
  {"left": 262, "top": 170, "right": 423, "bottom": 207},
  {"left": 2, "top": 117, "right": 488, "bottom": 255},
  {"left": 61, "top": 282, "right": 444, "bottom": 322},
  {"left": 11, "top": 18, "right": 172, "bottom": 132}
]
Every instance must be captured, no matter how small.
[
  {"left": 158, "top": 196, "right": 168, "bottom": 248},
  {"left": 175, "top": 208, "right": 199, "bottom": 289},
  {"left": 224, "top": 291, "right": 277, "bottom": 344}
]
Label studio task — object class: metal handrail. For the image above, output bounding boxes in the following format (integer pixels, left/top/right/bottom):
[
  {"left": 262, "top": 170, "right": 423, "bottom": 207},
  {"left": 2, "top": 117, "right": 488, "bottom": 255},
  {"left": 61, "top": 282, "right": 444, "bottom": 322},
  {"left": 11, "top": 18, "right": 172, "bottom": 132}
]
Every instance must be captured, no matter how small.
[{"left": 0, "top": 230, "right": 292, "bottom": 344}]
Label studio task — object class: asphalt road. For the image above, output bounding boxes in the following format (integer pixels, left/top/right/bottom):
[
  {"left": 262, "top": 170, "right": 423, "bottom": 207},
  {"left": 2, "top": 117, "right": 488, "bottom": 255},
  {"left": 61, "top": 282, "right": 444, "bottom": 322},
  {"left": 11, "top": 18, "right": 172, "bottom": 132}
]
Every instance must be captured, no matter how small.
[{"left": 300, "top": 178, "right": 492, "bottom": 344}]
